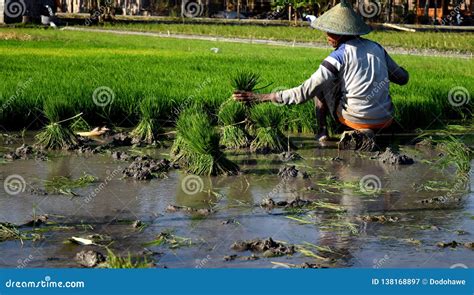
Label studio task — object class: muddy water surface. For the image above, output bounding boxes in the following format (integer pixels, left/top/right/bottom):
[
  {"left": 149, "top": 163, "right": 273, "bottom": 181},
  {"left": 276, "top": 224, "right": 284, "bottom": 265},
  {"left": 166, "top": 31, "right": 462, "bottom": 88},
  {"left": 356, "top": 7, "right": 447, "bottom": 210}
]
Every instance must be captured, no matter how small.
[{"left": 0, "top": 135, "right": 472, "bottom": 268}]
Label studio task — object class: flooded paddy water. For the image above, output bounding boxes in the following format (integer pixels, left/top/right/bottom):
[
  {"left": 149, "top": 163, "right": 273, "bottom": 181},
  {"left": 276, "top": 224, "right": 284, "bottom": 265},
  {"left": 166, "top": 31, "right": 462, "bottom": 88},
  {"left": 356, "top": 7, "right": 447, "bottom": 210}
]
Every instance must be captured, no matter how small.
[{"left": 0, "top": 133, "right": 472, "bottom": 268}]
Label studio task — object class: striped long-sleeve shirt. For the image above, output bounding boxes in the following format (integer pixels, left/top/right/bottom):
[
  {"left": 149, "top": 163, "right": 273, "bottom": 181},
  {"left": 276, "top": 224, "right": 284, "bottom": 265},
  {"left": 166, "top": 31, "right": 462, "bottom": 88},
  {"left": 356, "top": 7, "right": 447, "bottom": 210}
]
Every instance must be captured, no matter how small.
[{"left": 276, "top": 38, "right": 409, "bottom": 127}]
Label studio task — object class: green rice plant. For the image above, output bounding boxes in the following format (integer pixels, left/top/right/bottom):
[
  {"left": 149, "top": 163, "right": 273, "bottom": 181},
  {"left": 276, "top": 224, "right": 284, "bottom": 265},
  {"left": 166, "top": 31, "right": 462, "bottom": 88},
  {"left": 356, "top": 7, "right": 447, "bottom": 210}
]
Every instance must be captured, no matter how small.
[
  {"left": 218, "top": 99, "right": 251, "bottom": 149},
  {"left": 285, "top": 103, "right": 316, "bottom": 134},
  {"left": 44, "top": 173, "right": 97, "bottom": 195},
  {"left": 131, "top": 96, "right": 168, "bottom": 144},
  {"left": 436, "top": 135, "right": 472, "bottom": 178},
  {"left": 250, "top": 103, "right": 291, "bottom": 153},
  {"left": 105, "top": 248, "right": 151, "bottom": 268},
  {"left": 143, "top": 231, "right": 192, "bottom": 249},
  {"left": 0, "top": 223, "right": 23, "bottom": 242},
  {"left": 35, "top": 99, "right": 78, "bottom": 150},
  {"left": 172, "top": 109, "right": 239, "bottom": 176},
  {"left": 231, "top": 71, "right": 262, "bottom": 92}
]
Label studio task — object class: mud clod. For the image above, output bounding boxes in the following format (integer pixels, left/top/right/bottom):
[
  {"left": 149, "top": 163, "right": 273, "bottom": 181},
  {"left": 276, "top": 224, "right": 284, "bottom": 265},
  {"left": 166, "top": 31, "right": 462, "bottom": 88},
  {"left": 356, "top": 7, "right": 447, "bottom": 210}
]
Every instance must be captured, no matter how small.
[
  {"left": 75, "top": 250, "right": 106, "bottom": 268},
  {"left": 375, "top": 147, "right": 414, "bottom": 165},
  {"left": 3, "top": 144, "right": 47, "bottom": 161},
  {"left": 110, "top": 133, "right": 133, "bottom": 147},
  {"left": 278, "top": 152, "right": 302, "bottom": 162},
  {"left": 338, "top": 130, "right": 375, "bottom": 151},
  {"left": 261, "top": 197, "right": 312, "bottom": 209},
  {"left": 223, "top": 255, "right": 237, "bottom": 261},
  {"left": 278, "top": 166, "right": 309, "bottom": 179},
  {"left": 231, "top": 238, "right": 295, "bottom": 257},
  {"left": 122, "top": 157, "right": 170, "bottom": 180},
  {"left": 20, "top": 215, "right": 48, "bottom": 227},
  {"left": 437, "top": 241, "right": 459, "bottom": 248}
]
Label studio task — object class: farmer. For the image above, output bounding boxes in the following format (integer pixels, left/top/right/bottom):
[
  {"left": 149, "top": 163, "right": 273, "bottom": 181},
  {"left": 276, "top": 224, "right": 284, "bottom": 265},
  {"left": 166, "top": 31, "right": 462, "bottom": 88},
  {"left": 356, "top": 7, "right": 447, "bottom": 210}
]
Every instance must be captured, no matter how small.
[{"left": 233, "top": 0, "right": 409, "bottom": 142}]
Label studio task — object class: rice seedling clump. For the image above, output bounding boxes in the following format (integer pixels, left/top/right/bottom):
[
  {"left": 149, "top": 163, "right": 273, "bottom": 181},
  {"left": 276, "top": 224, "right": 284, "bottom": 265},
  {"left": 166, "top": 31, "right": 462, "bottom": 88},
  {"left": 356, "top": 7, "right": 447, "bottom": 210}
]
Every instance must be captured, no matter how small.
[
  {"left": 250, "top": 104, "right": 291, "bottom": 153},
  {"left": 232, "top": 71, "right": 262, "bottom": 92},
  {"left": 131, "top": 96, "right": 169, "bottom": 144},
  {"left": 172, "top": 109, "right": 239, "bottom": 176},
  {"left": 35, "top": 99, "right": 78, "bottom": 150},
  {"left": 218, "top": 99, "right": 251, "bottom": 149}
]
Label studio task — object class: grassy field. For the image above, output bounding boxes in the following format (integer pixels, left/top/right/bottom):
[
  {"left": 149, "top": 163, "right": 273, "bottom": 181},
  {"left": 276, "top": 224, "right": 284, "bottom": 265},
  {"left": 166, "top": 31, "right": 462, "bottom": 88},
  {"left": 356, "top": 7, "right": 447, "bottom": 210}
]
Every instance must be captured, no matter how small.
[
  {"left": 0, "top": 28, "right": 472, "bottom": 133},
  {"left": 101, "top": 23, "right": 474, "bottom": 53}
]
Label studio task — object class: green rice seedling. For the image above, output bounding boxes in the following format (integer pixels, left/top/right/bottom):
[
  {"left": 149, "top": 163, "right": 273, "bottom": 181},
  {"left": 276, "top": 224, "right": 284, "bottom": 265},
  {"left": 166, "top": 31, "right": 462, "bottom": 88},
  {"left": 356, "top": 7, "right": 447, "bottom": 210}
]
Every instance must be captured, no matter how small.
[
  {"left": 218, "top": 99, "right": 251, "bottom": 149},
  {"left": 143, "top": 231, "right": 192, "bottom": 249},
  {"left": 131, "top": 96, "right": 168, "bottom": 144},
  {"left": 70, "top": 116, "right": 91, "bottom": 132},
  {"left": 35, "top": 99, "right": 78, "bottom": 150},
  {"left": 231, "top": 71, "right": 262, "bottom": 92},
  {"left": 172, "top": 109, "right": 239, "bottom": 176},
  {"left": 250, "top": 104, "right": 292, "bottom": 153},
  {"left": 44, "top": 173, "right": 97, "bottom": 196},
  {"left": 105, "top": 248, "right": 151, "bottom": 268},
  {"left": 0, "top": 223, "right": 23, "bottom": 242},
  {"left": 285, "top": 104, "right": 316, "bottom": 134}
]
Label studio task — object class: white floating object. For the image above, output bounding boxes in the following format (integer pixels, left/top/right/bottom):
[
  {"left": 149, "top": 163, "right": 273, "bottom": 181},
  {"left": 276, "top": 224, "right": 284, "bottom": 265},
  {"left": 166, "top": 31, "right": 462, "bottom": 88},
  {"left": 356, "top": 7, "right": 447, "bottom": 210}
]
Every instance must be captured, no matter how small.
[
  {"left": 69, "top": 237, "right": 94, "bottom": 245},
  {"left": 210, "top": 48, "right": 220, "bottom": 53}
]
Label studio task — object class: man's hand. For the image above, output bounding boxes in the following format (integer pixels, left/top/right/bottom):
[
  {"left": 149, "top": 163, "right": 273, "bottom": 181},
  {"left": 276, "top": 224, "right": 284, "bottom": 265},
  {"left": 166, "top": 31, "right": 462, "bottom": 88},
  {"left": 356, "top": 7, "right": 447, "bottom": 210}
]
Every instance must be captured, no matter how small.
[
  {"left": 232, "top": 92, "right": 278, "bottom": 104},
  {"left": 232, "top": 91, "right": 256, "bottom": 103}
]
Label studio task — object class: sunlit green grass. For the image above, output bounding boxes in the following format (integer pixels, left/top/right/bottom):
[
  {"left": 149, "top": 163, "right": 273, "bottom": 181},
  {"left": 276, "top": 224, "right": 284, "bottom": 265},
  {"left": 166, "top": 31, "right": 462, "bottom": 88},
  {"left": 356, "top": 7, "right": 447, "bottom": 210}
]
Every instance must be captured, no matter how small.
[{"left": 0, "top": 28, "right": 472, "bottom": 132}]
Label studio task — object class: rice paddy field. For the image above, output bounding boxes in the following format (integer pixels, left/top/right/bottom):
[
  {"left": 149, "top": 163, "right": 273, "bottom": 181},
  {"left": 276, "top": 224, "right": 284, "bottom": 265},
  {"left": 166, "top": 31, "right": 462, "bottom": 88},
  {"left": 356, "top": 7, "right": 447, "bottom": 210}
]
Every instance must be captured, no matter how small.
[
  {"left": 0, "top": 26, "right": 473, "bottom": 269},
  {"left": 0, "top": 27, "right": 472, "bottom": 132}
]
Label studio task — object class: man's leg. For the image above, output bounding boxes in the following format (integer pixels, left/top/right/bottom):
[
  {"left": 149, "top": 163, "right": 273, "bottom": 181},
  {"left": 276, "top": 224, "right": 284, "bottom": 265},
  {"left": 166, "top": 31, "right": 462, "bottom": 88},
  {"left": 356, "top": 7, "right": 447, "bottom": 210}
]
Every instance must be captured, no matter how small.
[{"left": 314, "top": 96, "right": 329, "bottom": 142}]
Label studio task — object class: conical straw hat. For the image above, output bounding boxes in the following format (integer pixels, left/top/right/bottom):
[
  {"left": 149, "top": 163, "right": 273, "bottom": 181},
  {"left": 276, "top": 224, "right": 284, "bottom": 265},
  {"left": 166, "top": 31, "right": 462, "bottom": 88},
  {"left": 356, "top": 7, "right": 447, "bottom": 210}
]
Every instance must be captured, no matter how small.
[{"left": 311, "top": 0, "right": 372, "bottom": 36}]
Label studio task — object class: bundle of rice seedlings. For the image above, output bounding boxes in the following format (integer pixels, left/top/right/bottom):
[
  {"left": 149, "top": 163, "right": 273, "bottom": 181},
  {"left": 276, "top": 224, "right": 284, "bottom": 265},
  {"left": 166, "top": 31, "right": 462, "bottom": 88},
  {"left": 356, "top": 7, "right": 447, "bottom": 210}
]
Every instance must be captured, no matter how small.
[
  {"left": 218, "top": 99, "right": 251, "bottom": 149},
  {"left": 232, "top": 71, "right": 262, "bottom": 92},
  {"left": 250, "top": 104, "right": 293, "bottom": 153},
  {"left": 131, "top": 96, "right": 168, "bottom": 144},
  {"left": 172, "top": 109, "right": 239, "bottom": 176},
  {"left": 35, "top": 100, "right": 78, "bottom": 150}
]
